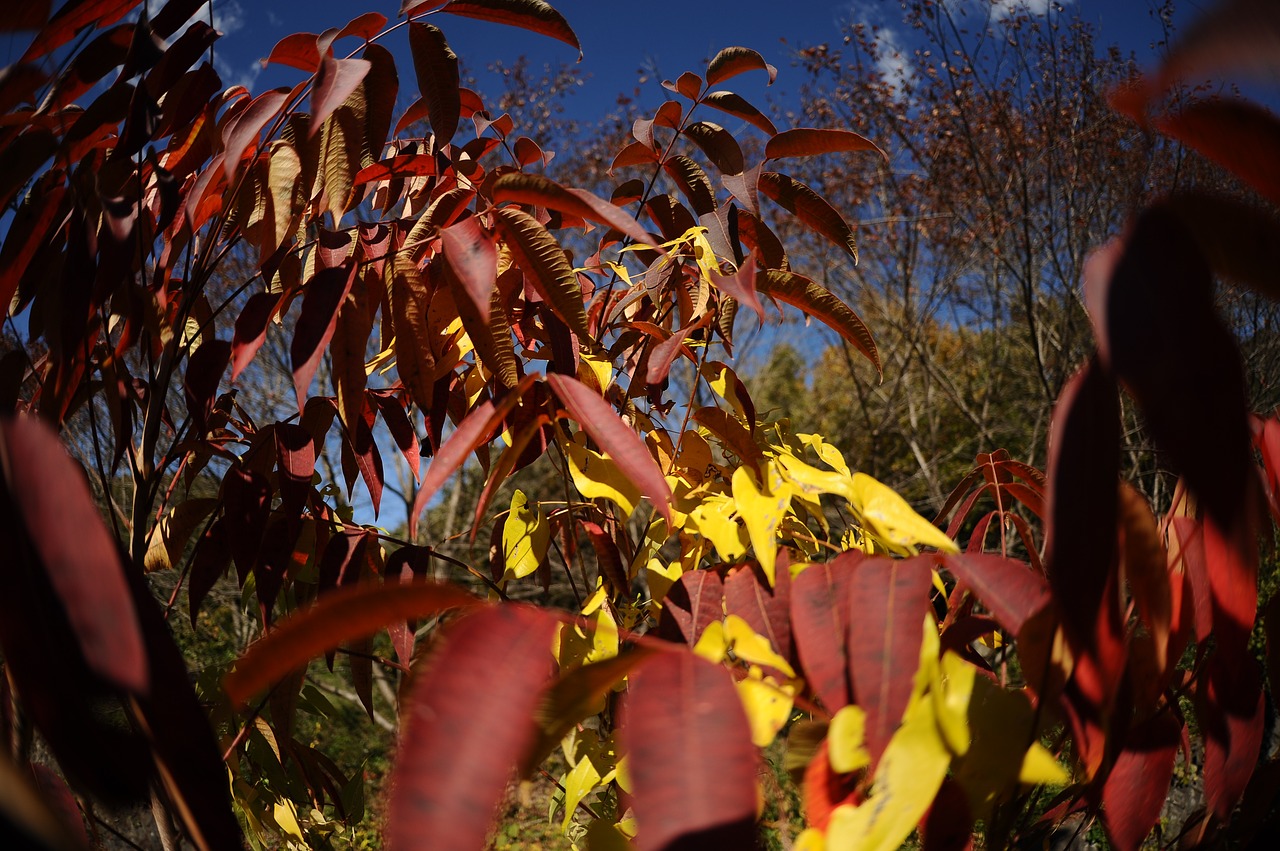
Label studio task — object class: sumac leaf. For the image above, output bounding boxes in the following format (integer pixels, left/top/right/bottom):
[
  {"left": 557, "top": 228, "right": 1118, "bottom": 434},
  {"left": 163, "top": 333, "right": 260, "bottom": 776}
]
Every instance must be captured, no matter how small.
[
  {"left": 442, "top": 0, "right": 581, "bottom": 57},
  {"left": 703, "top": 90, "right": 777, "bottom": 136},
  {"left": 387, "top": 605, "right": 558, "bottom": 851},
  {"left": 491, "top": 173, "right": 655, "bottom": 246},
  {"left": 546, "top": 373, "right": 673, "bottom": 523},
  {"left": 311, "top": 55, "right": 372, "bottom": 138},
  {"left": 493, "top": 207, "right": 591, "bottom": 341},
  {"left": 706, "top": 46, "right": 777, "bottom": 86},
  {"left": 765, "top": 127, "right": 887, "bottom": 162},
  {"left": 621, "top": 650, "right": 758, "bottom": 851},
  {"left": 756, "top": 270, "right": 878, "bottom": 372},
  {"left": 758, "top": 171, "right": 857, "bottom": 261},
  {"left": 408, "top": 22, "right": 460, "bottom": 147},
  {"left": 291, "top": 262, "right": 357, "bottom": 411},
  {"left": 656, "top": 569, "right": 724, "bottom": 646}
]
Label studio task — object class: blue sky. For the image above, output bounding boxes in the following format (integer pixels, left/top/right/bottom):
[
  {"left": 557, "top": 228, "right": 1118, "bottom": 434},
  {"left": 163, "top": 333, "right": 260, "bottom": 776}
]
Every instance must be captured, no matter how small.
[{"left": 167, "top": 0, "right": 1196, "bottom": 121}]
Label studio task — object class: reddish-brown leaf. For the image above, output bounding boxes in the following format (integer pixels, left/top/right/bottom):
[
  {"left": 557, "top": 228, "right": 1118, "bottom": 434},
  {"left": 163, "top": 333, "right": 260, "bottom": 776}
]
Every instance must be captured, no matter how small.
[
  {"left": 1117, "top": 483, "right": 1172, "bottom": 668},
  {"left": 387, "top": 605, "right": 558, "bottom": 851},
  {"left": 1156, "top": 99, "right": 1280, "bottom": 207},
  {"left": 580, "top": 520, "right": 628, "bottom": 595},
  {"left": 408, "top": 21, "right": 460, "bottom": 147},
  {"left": 20, "top": 0, "right": 136, "bottom": 62},
  {"left": 621, "top": 651, "right": 758, "bottom": 851},
  {"left": 656, "top": 570, "right": 724, "bottom": 646},
  {"left": 0, "top": 416, "right": 147, "bottom": 694},
  {"left": 493, "top": 207, "right": 591, "bottom": 341},
  {"left": 547, "top": 373, "right": 673, "bottom": 523},
  {"left": 1152, "top": 0, "right": 1280, "bottom": 92},
  {"left": 291, "top": 262, "right": 357, "bottom": 412},
  {"left": 442, "top": 0, "right": 581, "bottom": 58},
  {"left": 491, "top": 172, "right": 655, "bottom": 246},
  {"left": 231, "top": 292, "right": 280, "bottom": 381},
  {"left": 353, "top": 153, "right": 438, "bottom": 185},
  {"left": 941, "top": 553, "right": 1049, "bottom": 635},
  {"left": 183, "top": 338, "right": 230, "bottom": 432},
  {"left": 765, "top": 127, "right": 887, "bottom": 162},
  {"left": 791, "top": 552, "right": 862, "bottom": 712},
  {"left": 371, "top": 392, "right": 421, "bottom": 483},
  {"left": 663, "top": 155, "right": 716, "bottom": 216},
  {"left": 725, "top": 559, "right": 792, "bottom": 662},
  {"left": 756, "top": 270, "right": 878, "bottom": 372},
  {"left": 439, "top": 217, "right": 496, "bottom": 324},
  {"left": 225, "top": 581, "right": 484, "bottom": 706},
  {"left": 265, "top": 32, "right": 322, "bottom": 73},
  {"left": 1044, "top": 358, "right": 1125, "bottom": 712},
  {"left": 706, "top": 46, "right": 777, "bottom": 86},
  {"left": 758, "top": 171, "right": 857, "bottom": 261},
  {"left": 1200, "top": 658, "right": 1265, "bottom": 820},
  {"left": 703, "top": 90, "right": 778, "bottom": 136},
  {"left": 1100, "top": 709, "right": 1181, "bottom": 851},
  {"left": 683, "top": 120, "right": 745, "bottom": 175},
  {"left": 311, "top": 55, "right": 371, "bottom": 138},
  {"left": 409, "top": 375, "right": 535, "bottom": 537},
  {"left": 847, "top": 555, "right": 934, "bottom": 763},
  {"left": 222, "top": 88, "right": 288, "bottom": 181},
  {"left": 712, "top": 252, "right": 764, "bottom": 321}
]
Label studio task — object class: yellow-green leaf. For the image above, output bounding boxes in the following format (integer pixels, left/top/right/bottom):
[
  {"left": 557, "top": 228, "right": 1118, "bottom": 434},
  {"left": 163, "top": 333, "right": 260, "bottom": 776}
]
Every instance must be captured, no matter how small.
[
  {"left": 850, "top": 472, "right": 959, "bottom": 555},
  {"left": 736, "top": 672, "right": 795, "bottom": 747},
  {"left": 828, "top": 705, "right": 871, "bottom": 774},
  {"left": 565, "top": 433, "right": 640, "bottom": 516},
  {"left": 686, "top": 494, "right": 748, "bottom": 561},
  {"left": 502, "top": 489, "right": 549, "bottom": 579},
  {"left": 723, "top": 614, "right": 794, "bottom": 677},
  {"left": 731, "top": 465, "right": 791, "bottom": 584}
]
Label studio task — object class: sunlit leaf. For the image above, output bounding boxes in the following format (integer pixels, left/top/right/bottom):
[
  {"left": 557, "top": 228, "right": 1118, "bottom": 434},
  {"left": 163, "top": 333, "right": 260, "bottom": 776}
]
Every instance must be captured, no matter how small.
[
  {"left": 850, "top": 473, "right": 957, "bottom": 554},
  {"left": 442, "top": 0, "right": 581, "bottom": 57},
  {"left": 758, "top": 171, "right": 858, "bottom": 261},
  {"left": 731, "top": 465, "right": 791, "bottom": 585},
  {"left": 756, "top": 270, "right": 878, "bottom": 372},
  {"left": 502, "top": 490, "right": 549, "bottom": 579},
  {"left": 706, "top": 46, "right": 777, "bottom": 86},
  {"left": 494, "top": 207, "right": 591, "bottom": 341},
  {"left": 409, "top": 22, "right": 460, "bottom": 146},
  {"left": 765, "top": 127, "right": 887, "bottom": 162}
]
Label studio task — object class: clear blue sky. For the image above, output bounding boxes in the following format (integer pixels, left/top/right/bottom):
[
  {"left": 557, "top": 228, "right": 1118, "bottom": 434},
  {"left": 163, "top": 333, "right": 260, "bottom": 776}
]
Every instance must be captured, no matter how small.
[{"left": 171, "top": 0, "right": 1197, "bottom": 121}]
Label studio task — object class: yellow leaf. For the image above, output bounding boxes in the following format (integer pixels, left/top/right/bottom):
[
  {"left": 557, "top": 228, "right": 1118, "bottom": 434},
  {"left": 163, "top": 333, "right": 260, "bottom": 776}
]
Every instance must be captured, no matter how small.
[
  {"left": 503, "top": 490, "right": 549, "bottom": 579},
  {"left": 828, "top": 705, "right": 871, "bottom": 774},
  {"left": 1020, "top": 743, "right": 1070, "bottom": 785},
  {"left": 731, "top": 465, "right": 791, "bottom": 585},
  {"left": 565, "top": 433, "right": 640, "bottom": 516},
  {"left": 644, "top": 558, "right": 681, "bottom": 610},
  {"left": 272, "top": 799, "right": 306, "bottom": 843},
  {"left": 793, "top": 828, "right": 826, "bottom": 851},
  {"left": 736, "top": 671, "right": 795, "bottom": 747},
  {"left": 776, "top": 452, "right": 855, "bottom": 501},
  {"left": 798, "top": 433, "right": 853, "bottom": 477},
  {"left": 825, "top": 680, "right": 950, "bottom": 851},
  {"left": 562, "top": 754, "right": 603, "bottom": 831},
  {"left": 850, "top": 472, "right": 959, "bottom": 555},
  {"left": 933, "top": 651, "right": 975, "bottom": 757},
  {"left": 723, "top": 615, "right": 794, "bottom": 677},
  {"left": 693, "top": 621, "right": 729, "bottom": 665},
  {"left": 687, "top": 494, "right": 748, "bottom": 561},
  {"left": 701, "top": 361, "right": 754, "bottom": 426}
]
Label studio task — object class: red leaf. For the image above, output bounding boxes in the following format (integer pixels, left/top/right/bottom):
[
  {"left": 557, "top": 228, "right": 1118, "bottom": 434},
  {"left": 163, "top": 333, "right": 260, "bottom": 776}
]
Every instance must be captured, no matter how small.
[
  {"left": 758, "top": 171, "right": 858, "bottom": 261},
  {"left": 1152, "top": 0, "right": 1280, "bottom": 93},
  {"left": 408, "top": 22, "right": 460, "bottom": 146},
  {"left": 1100, "top": 709, "right": 1181, "bottom": 851},
  {"left": 1200, "top": 658, "right": 1265, "bottom": 819},
  {"left": 663, "top": 155, "right": 716, "bottom": 216},
  {"left": 441, "top": 217, "right": 497, "bottom": 322},
  {"left": 725, "top": 558, "right": 792, "bottom": 662},
  {"left": 847, "top": 555, "right": 934, "bottom": 763},
  {"left": 1117, "top": 483, "right": 1172, "bottom": 669},
  {"left": 656, "top": 570, "right": 724, "bottom": 646},
  {"left": 336, "top": 11, "right": 387, "bottom": 42},
  {"left": 0, "top": 416, "right": 147, "bottom": 694},
  {"left": 410, "top": 376, "right": 535, "bottom": 537},
  {"left": 621, "top": 651, "right": 758, "bottom": 851},
  {"left": 222, "top": 88, "right": 288, "bottom": 181},
  {"left": 183, "top": 338, "right": 230, "bottom": 432},
  {"left": 265, "top": 32, "right": 321, "bottom": 73},
  {"left": 712, "top": 251, "right": 764, "bottom": 321},
  {"left": 311, "top": 55, "right": 371, "bottom": 137},
  {"left": 0, "top": 0, "right": 49, "bottom": 32},
  {"left": 791, "top": 552, "right": 862, "bottom": 712},
  {"left": 442, "top": 0, "right": 581, "bottom": 58},
  {"left": 1156, "top": 99, "right": 1280, "bottom": 208},
  {"left": 706, "top": 46, "right": 777, "bottom": 86},
  {"left": 922, "top": 779, "right": 974, "bottom": 851},
  {"left": 387, "top": 605, "right": 558, "bottom": 851},
  {"left": 275, "top": 422, "right": 315, "bottom": 518},
  {"left": 491, "top": 172, "right": 655, "bottom": 246},
  {"left": 224, "top": 581, "right": 484, "bottom": 706},
  {"left": 291, "top": 262, "right": 357, "bottom": 412},
  {"left": 941, "top": 553, "right": 1048, "bottom": 635},
  {"left": 20, "top": 0, "right": 137, "bottom": 62},
  {"left": 371, "top": 391, "right": 421, "bottom": 483},
  {"left": 231, "top": 292, "right": 280, "bottom": 380},
  {"left": 765, "top": 127, "right": 887, "bottom": 161},
  {"left": 353, "top": 153, "right": 438, "bottom": 186},
  {"left": 546, "top": 373, "right": 673, "bottom": 523},
  {"left": 755, "top": 269, "right": 879, "bottom": 373},
  {"left": 580, "top": 520, "right": 628, "bottom": 596},
  {"left": 683, "top": 120, "right": 745, "bottom": 175},
  {"left": 703, "top": 90, "right": 778, "bottom": 136}
]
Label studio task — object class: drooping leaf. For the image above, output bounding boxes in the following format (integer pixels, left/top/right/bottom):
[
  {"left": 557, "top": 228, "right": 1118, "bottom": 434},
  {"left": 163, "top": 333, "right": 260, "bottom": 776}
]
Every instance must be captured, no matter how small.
[
  {"left": 547, "top": 373, "right": 673, "bottom": 523},
  {"left": 703, "top": 90, "right": 778, "bottom": 136},
  {"left": 291, "top": 262, "right": 357, "bottom": 412},
  {"left": 387, "top": 605, "right": 558, "bottom": 850},
  {"left": 765, "top": 128, "right": 887, "bottom": 162},
  {"left": 494, "top": 207, "right": 591, "bottom": 341},
  {"left": 222, "top": 88, "right": 288, "bottom": 182},
  {"left": 441, "top": 216, "right": 497, "bottom": 321},
  {"left": 683, "top": 120, "right": 745, "bottom": 175},
  {"left": 503, "top": 489, "right": 550, "bottom": 579},
  {"left": 851, "top": 474, "right": 957, "bottom": 554},
  {"left": 847, "top": 555, "right": 934, "bottom": 763},
  {"left": 1100, "top": 709, "right": 1181, "bottom": 851},
  {"left": 492, "top": 173, "right": 655, "bottom": 246},
  {"left": 791, "top": 552, "right": 862, "bottom": 712},
  {"left": 311, "top": 55, "right": 371, "bottom": 139},
  {"left": 408, "top": 22, "right": 460, "bottom": 146},
  {"left": 706, "top": 46, "right": 777, "bottom": 86},
  {"left": 391, "top": 253, "right": 438, "bottom": 412},
  {"left": 20, "top": 0, "right": 137, "bottom": 62},
  {"left": 731, "top": 466, "right": 790, "bottom": 585},
  {"left": 621, "top": 651, "right": 758, "bottom": 851},
  {"left": 1117, "top": 483, "right": 1172, "bottom": 670},
  {"left": 663, "top": 155, "right": 716, "bottom": 217},
  {"left": 224, "top": 582, "right": 484, "bottom": 706},
  {"left": 442, "top": 0, "right": 581, "bottom": 57},
  {"left": 0, "top": 416, "right": 147, "bottom": 694},
  {"left": 231, "top": 292, "right": 280, "bottom": 381},
  {"left": 183, "top": 338, "right": 231, "bottom": 433},
  {"left": 758, "top": 171, "right": 858, "bottom": 261}
]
